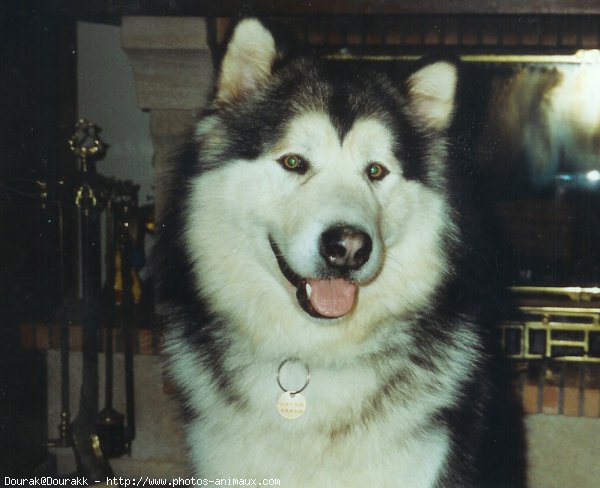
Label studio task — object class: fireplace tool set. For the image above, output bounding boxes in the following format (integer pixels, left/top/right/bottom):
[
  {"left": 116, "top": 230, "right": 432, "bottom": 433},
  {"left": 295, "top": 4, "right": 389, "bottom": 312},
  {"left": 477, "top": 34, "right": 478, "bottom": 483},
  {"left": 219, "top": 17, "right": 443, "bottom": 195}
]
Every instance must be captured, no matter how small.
[{"left": 44, "top": 119, "right": 142, "bottom": 477}]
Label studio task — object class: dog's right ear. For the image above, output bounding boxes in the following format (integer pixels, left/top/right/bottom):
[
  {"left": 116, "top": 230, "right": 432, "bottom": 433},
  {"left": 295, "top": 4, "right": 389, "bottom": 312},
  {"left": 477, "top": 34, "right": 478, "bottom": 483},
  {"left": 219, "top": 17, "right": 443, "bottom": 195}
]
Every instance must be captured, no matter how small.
[{"left": 215, "top": 19, "right": 278, "bottom": 106}]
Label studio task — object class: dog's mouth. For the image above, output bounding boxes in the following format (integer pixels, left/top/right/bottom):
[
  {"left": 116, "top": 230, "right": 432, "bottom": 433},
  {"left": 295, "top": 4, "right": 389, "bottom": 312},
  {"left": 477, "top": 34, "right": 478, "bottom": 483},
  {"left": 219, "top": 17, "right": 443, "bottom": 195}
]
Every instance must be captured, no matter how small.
[{"left": 269, "top": 238, "right": 357, "bottom": 319}]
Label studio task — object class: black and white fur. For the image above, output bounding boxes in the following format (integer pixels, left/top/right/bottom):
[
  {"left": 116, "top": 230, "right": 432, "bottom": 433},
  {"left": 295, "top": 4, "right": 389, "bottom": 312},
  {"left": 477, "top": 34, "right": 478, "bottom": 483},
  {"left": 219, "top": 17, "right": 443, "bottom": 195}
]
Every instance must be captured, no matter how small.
[{"left": 155, "top": 18, "right": 520, "bottom": 488}]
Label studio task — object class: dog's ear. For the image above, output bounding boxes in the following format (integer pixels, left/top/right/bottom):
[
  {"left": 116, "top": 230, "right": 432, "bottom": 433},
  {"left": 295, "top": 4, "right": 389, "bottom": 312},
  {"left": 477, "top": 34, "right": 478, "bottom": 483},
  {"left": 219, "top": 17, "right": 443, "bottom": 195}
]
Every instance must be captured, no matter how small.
[
  {"left": 215, "top": 19, "right": 278, "bottom": 106},
  {"left": 406, "top": 61, "right": 457, "bottom": 131}
]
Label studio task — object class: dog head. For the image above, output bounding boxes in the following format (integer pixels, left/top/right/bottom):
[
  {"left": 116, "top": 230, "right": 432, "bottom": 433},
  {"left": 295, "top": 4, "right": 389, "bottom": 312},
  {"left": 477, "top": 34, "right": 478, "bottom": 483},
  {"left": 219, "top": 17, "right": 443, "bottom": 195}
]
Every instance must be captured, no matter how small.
[{"left": 180, "top": 19, "right": 460, "bottom": 352}]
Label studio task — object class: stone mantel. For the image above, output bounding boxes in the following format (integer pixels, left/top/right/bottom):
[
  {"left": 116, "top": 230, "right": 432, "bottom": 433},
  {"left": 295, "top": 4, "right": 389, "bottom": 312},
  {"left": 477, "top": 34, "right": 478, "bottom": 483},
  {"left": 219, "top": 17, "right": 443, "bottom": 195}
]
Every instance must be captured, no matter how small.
[
  {"left": 122, "top": 16, "right": 213, "bottom": 215},
  {"left": 122, "top": 16, "right": 212, "bottom": 110}
]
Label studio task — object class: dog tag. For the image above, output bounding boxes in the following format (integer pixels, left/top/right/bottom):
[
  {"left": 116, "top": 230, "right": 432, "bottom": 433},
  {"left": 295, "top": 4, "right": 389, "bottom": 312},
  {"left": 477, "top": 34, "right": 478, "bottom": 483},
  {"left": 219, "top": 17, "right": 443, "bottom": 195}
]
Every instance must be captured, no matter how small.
[{"left": 276, "top": 391, "right": 306, "bottom": 419}]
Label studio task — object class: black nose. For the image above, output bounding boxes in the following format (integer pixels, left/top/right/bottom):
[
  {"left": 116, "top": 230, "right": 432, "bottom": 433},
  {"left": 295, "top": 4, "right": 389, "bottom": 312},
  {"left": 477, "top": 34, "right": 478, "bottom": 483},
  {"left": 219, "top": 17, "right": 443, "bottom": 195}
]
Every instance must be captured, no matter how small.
[{"left": 320, "top": 225, "right": 373, "bottom": 271}]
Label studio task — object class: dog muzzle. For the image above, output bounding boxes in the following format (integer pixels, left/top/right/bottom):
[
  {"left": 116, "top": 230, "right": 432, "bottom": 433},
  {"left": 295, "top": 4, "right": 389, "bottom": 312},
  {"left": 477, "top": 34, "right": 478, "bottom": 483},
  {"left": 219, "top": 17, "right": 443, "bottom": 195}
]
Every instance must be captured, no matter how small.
[{"left": 270, "top": 225, "right": 372, "bottom": 319}]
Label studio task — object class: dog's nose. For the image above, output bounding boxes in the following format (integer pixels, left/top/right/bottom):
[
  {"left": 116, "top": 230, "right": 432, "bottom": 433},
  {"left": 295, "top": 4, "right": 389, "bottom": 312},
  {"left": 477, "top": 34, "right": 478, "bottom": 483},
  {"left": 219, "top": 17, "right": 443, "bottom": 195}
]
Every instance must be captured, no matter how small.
[{"left": 320, "top": 225, "right": 372, "bottom": 271}]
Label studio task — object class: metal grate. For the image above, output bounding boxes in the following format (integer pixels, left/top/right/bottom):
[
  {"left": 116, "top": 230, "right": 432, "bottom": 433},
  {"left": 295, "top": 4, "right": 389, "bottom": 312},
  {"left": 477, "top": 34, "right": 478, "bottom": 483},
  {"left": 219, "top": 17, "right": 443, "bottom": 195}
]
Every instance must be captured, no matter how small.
[{"left": 501, "top": 288, "right": 600, "bottom": 363}]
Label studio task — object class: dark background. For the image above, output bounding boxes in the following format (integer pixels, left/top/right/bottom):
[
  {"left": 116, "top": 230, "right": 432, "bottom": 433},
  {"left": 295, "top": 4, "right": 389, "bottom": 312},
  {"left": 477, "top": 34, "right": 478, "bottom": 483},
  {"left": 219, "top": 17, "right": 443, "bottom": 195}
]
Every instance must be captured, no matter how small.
[{"left": 0, "top": 1, "right": 76, "bottom": 475}]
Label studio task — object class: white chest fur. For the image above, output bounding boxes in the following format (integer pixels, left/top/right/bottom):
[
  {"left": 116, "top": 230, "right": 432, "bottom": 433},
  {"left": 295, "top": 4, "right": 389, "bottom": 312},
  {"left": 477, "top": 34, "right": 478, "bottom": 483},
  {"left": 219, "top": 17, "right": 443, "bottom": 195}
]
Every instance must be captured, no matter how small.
[{"left": 173, "top": 349, "right": 452, "bottom": 488}]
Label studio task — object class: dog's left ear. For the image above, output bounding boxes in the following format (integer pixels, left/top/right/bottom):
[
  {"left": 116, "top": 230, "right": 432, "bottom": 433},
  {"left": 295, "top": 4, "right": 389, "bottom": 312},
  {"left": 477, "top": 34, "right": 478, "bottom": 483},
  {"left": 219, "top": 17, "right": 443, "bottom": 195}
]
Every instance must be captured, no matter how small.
[
  {"left": 215, "top": 19, "right": 278, "bottom": 106},
  {"left": 406, "top": 61, "right": 457, "bottom": 131}
]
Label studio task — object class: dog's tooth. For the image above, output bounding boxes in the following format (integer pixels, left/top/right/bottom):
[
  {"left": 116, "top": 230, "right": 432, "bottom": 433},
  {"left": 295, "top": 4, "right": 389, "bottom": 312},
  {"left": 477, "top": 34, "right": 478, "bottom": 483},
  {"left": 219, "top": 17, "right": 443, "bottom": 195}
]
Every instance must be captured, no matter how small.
[{"left": 306, "top": 282, "right": 312, "bottom": 299}]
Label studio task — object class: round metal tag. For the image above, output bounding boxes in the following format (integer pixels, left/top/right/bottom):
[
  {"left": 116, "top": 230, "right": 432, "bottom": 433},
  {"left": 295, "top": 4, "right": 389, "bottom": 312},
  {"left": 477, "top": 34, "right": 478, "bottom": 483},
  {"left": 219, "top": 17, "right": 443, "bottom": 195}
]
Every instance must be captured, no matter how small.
[{"left": 276, "top": 391, "right": 306, "bottom": 420}]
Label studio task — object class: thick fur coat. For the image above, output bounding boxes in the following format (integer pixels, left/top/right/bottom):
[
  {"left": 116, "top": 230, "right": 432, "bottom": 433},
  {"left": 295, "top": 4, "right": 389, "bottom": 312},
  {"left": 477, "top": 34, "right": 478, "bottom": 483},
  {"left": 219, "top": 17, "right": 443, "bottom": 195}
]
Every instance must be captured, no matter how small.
[{"left": 155, "top": 18, "right": 522, "bottom": 488}]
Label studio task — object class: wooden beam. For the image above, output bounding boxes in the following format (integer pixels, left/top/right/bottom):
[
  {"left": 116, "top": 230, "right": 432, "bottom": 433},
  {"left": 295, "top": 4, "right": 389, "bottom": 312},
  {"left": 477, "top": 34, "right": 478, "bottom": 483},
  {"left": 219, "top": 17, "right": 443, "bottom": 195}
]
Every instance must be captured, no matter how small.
[
  {"left": 58, "top": 0, "right": 600, "bottom": 22},
  {"left": 180, "top": 0, "right": 600, "bottom": 16}
]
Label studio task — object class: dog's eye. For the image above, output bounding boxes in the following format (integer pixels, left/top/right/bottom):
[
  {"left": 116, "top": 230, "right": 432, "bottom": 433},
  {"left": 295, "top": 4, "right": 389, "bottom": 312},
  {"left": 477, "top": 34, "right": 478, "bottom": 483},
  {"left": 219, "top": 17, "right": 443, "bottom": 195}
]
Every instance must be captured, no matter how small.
[
  {"left": 366, "top": 162, "right": 389, "bottom": 181},
  {"left": 278, "top": 154, "right": 308, "bottom": 174}
]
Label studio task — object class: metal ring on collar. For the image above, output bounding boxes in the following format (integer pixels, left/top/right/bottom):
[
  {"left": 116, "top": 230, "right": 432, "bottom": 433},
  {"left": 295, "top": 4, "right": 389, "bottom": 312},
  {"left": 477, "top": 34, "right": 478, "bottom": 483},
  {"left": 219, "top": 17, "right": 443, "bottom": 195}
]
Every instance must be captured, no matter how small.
[{"left": 276, "top": 358, "right": 310, "bottom": 395}]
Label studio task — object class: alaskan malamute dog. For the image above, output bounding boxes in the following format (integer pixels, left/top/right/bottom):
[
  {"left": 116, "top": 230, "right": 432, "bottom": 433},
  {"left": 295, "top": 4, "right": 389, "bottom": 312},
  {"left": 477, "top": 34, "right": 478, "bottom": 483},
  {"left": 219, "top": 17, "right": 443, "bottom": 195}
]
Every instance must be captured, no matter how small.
[{"left": 156, "top": 18, "right": 519, "bottom": 488}]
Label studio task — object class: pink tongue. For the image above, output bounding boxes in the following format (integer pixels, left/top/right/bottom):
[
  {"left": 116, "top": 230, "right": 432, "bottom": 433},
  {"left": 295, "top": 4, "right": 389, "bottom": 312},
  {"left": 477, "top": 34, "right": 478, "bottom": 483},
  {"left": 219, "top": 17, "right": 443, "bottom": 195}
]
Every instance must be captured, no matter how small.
[{"left": 307, "top": 278, "right": 357, "bottom": 318}]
